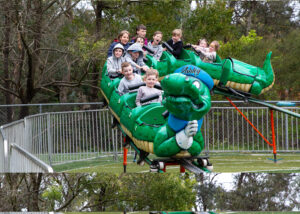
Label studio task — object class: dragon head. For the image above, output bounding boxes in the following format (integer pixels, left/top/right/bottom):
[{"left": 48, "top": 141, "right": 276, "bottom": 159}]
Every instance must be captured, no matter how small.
[{"left": 161, "top": 71, "right": 212, "bottom": 121}]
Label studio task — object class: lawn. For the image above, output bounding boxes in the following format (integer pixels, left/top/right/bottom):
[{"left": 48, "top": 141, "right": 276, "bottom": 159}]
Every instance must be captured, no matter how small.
[{"left": 52, "top": 152, "right": 300, "bottom": 173}]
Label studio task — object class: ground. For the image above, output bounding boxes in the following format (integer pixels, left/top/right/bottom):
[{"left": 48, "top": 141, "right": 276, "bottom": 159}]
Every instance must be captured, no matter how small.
[{"left": 52, "top": 152, "right": 300, "bottom": 173}]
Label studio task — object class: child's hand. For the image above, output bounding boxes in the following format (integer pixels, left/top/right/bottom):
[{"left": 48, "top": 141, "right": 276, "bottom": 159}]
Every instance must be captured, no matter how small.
[{"left": 142, "top": 66, "right": 149, "bottom": 71}]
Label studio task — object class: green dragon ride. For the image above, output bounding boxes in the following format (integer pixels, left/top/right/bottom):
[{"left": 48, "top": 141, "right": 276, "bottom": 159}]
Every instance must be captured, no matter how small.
[
  {"left": 146, "top": 45, "right": 274, "bottom": 95},
  {"left": 100, "top": 46, "right": 274, "bottom": 170}
]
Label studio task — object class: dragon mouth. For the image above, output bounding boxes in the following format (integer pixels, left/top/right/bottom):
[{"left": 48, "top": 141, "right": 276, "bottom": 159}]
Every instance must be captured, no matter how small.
[{"left": 167, "top": 95, "right": 204, "bottom": 110}]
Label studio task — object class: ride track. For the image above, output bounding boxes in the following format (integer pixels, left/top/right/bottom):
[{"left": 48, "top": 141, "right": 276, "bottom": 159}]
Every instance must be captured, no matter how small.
[{"left": 100, "top": 42, "right": 300, "bottom": 173}]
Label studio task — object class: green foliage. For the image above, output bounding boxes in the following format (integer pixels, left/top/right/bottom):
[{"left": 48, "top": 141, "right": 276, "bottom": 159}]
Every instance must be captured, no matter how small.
[
  {"left": 217, "top": 173, "right": 296, "bottom": 211},
  {"left": 184, "top": 0, "right": 236, "bottom": 43},
  {"left": 71, "top": 29, "right": 109, "bottom": 62},
  {"left": 218, "top": 30, "right": 263, "bottom": 60},
  {"left": 126, "top": 1, "right": 189, "bottom": 40},
  {"left": 118, "top": 173, "right": 195, "bottom": 211},
  {"left": 271, "top": 29, "right": 300, "bottom": 98},
  {"left": 41, "top": 185, "right": 63, "bottom": 210}
]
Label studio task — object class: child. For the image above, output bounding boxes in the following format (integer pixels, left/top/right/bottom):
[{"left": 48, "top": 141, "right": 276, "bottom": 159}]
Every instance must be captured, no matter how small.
[
  {"left": 196, "top": 40, "right": 220, "bottom": 63},
  {"left": 118, "top": 62, "right": 143, "bottom": 95},
  {"left": 191, "top": 38, "right": 209, "bottom": 61},
  {"left": 147, "top": 31, "right": 163, "bottom": 60},
  {"left": 131, "top": 24, "right": 148, "bottom": 46},
  {"left": 134, "top": 36, "right": 145, "bottom": 47},
  {"left": 107, "top": 30, "right": 131, "bottom": 57},
  {"left": 166, "top": 29, "right": 183, "bottom": 59},
  {"left": 192, "top": 38, "right": 208, "bottom": 50},
  {"left": 134, "top": 36, "right": 147, "bottom": 57},
  {"left": 124, "top": 43, "right": 149, "bottom": 74},
  {"left": 106, "top": 43, "right": 125, "bottom": 77},
  {"left": 136, "top": 68, "right": 162, "bottom": 106}
]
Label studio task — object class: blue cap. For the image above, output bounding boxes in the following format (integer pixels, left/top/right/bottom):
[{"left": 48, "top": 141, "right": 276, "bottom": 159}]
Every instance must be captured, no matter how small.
[{"left": 175, "top": 65, "right": 214, "bottom": 90}]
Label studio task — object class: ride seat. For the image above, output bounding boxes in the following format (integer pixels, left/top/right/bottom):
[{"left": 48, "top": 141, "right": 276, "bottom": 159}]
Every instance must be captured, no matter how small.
[
  {"left": 136, "top": 106, "right": 167, "bottom": 127},
  {"left": 124, "top": 92, "right": 137, "bottom": 109},
  {"left": 215, "top": 54, "right": 222, "bottom": 63},
  {"left": 177, "top": 49, "right": 191, "bottom": 62}
]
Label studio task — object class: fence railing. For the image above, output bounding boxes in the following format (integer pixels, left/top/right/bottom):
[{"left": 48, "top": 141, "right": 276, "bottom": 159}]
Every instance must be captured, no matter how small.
[
  {"left": 0, "top": 102, "right": 104, "bottom": 126},
  {"left": 0, "top": 120, "right": 53, "bottom": 173},
  {"left": 25, "top": 110, "right": 123, "bottom": 165},
  {"left": 0, "top": 101, "right": 299, "bottom": 172},
  {"left": 203, "top": 106, "right": 299, "bottom": 153}
]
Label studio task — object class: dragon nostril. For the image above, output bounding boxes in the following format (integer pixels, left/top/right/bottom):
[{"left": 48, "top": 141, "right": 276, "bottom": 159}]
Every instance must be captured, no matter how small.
[{"left": 185, "top": 76, "right": 189, "bottom": 82}]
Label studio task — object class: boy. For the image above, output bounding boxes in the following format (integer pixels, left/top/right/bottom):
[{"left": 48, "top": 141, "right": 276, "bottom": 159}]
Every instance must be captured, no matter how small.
[
  {"left": 147, "top": 31, "right": 163, "bottom": 60},
  {"left": 196, "top": 40, "right": 220, "bottom": 63},
  {"left": 136, "top": 68, "right": 162, "bottom": 106},
  {"left": 131, "top": 24, "right": 148, "bottom": 46},
  {"left": 166, "top": 29, "right": 183, "bottom": 59},
  {"left": 118, "top": 62, "right": 143, "bottom": 96},
  {"left": 124, "top": 43, "right": 149, "bottom": 74},
  {"left": 106, "top": 43, "right": 125, "bottom": 77}
]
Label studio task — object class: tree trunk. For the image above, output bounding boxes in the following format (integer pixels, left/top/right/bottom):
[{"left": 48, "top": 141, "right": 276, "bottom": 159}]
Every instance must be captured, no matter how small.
[
  {"left": 6, "top": 173, "right": 25, "bottom": 211},
  {"left": 245, "top": 1, "right": 257, "bottom": 34},
  {"left": 3, "top": 2, "right": 13, "bottom": 122},
  {"left": 95, "top": 0, "right": 103, "bottom": 40},
  {"left": 90, "top": 62, "right": 100, "bottom": 105},
  {"left": 27, "top": 173, "right": 42, "bottom": 211},
  {"left": 18, "top": 0, "right": 43, "bottom": 119},
  {"left": 237, "top": 173, "right": 245, "bottom": 190},
  {"left": 91, "top": 0, "right": 106, "bottom": 103},
  {"left": 59, "top": 57, "right": 71, "bottom": 103}
]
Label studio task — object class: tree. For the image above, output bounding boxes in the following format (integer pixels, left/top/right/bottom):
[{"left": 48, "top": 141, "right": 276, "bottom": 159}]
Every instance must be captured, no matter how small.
[
  {"left": 217, "top": 173, "right": 295, "bottom": 211},
  {"left": 228, "top": 1, "right": 296, "bottom": 37},
  {"left": 194, "top": 173, "right": 224, "bottom": 212},
  {"left": 184, "top": 0, "right": 236, "bottom": 43},
  {"left": 0, "top": 0, "right": 84, "bottom": 119}
]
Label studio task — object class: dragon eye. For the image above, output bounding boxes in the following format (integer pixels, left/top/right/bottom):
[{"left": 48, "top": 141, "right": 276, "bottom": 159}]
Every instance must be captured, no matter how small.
[{"left": 192, "top": 81, "right": 200, "bottom": 89}]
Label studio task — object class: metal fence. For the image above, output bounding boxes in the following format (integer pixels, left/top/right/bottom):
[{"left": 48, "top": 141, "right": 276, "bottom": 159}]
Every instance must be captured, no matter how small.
[
  {"left": 0, "top": 101, "right": 299, "bottom": 172},
  {"left": 25, "top": 109, "right": 123, "bottom": 165},
  {"left": 0, "top": 102, "right": 104, "bottom": 126},
  {"left": 203, "top": 106, "right": 299, "bottom": 153},
  {"left": 0, "top": 120, "right": 53, "bottom": 173}
]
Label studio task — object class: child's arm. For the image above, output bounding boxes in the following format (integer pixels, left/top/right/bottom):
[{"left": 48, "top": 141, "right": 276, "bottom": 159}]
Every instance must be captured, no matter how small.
[
  {"left": 135, "top": 87, "right": 143, "bottom": 106},
  {"left": 156, "top": 46, "right": 163, "bottom": 60},
  {"left": 107, "top": 58, "right": 118, "bottom": 74},
  {"left": 192, "top": 45, "right": 207, "bottom": 52},
  {"left": 199, "top": 50, "right": 216, "bottom": 62},
  {"left": 117, "top": 80, "right": 125, "bottom": 95},
  {"left": 172, "top": 41, "right": 183, "bottom": 58},
  {"left": 158, "top": 91, "right": 162, "bottom": 103},
  {"left": 125, "top": 56, "right": 142, "bottom": 69}
]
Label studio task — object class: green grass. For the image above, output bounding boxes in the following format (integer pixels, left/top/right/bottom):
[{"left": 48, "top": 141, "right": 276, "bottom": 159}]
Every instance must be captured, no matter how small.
[
  {"left": 210, "top": 152, "right": 300, "bottom": 173},
  {"left": 53, "top": 152, "right": 300, "bottom": 173},
  {"left": 67, "top": 212, "right": 148, "bottom": 214},
  {"left": 219, "top": 212, "right": 300, "bottom": 214}
]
